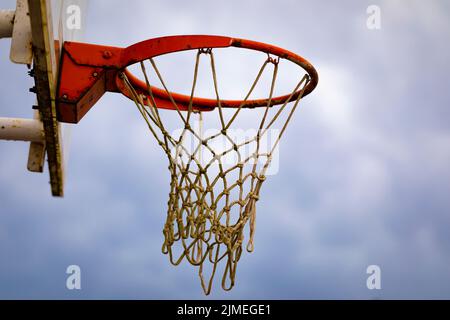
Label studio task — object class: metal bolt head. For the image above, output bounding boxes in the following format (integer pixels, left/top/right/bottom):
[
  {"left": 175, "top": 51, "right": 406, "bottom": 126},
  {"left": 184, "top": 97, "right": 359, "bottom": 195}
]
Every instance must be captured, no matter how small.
[{"left": 102, "top": 51, "right": 113, "bottom": 59}]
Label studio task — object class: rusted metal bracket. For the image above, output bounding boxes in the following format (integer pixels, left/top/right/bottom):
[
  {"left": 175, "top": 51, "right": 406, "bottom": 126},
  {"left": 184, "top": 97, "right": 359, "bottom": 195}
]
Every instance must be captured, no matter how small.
[{"left": 56, "top": 36, "right": 318, "bottom": 124}]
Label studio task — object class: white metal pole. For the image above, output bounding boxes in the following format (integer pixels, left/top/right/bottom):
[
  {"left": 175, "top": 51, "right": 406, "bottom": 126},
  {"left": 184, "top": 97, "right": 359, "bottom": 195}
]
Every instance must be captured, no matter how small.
[
  {"left": 0, "top": 10, "right": 14, "bottom": 39},
  {"left": 0, "top": 117, "right": 45, "bottom": 143}
]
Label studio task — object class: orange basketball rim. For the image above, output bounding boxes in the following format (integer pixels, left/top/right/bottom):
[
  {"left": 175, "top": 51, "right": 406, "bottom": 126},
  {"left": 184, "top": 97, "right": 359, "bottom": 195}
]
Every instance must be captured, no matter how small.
[{"left": 56, "top": 35, "right": 318, "bottom": 123}]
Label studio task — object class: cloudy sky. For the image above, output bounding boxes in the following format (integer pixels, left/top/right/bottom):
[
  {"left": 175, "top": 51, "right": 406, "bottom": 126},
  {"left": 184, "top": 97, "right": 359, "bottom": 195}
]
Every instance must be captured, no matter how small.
[{"left": 1, "top": 0, "right": 450, "bottom": 299}]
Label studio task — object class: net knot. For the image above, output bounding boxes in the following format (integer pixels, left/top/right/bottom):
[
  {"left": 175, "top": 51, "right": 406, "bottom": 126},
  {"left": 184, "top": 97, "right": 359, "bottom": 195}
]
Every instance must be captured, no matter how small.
[
  {"left": 199, "top": 48, "right": 212, "bottom": 54},
  {"left": 182, "top": 203, "right": 192, "bottom": 209},
  {"left": 249, "top": 193, "right": 260, "bottom": 201},
  {"left": 196, "top": 215, "right": 206, "bottom": 224},
  {"left": 266, "top": 54, "right": 280, "bottom": 65}
]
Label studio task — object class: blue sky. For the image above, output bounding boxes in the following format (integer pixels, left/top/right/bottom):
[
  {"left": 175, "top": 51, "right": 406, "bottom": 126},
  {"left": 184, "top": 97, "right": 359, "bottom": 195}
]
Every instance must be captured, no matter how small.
[{"left": 0, "top": 0, "right": 450, "bottom": 299}]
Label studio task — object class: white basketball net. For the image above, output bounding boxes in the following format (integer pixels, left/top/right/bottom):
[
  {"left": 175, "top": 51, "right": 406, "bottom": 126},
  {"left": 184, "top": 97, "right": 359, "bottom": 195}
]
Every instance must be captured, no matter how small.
[{"left": 121, "top": 48, "right": 310, "bottom": 294}]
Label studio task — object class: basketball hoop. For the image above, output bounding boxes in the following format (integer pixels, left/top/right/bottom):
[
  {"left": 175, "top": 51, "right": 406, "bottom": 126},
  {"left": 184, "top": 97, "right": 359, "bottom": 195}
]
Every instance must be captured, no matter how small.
[{"left": 55, "top": 35, "right": 318, "bottom": 294}]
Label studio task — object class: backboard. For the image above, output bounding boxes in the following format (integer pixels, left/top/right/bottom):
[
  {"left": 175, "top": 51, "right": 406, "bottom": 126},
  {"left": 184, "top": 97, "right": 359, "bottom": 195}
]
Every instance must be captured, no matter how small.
[{"left": 28, "top": 0, "right": 87, "bottom": 196}]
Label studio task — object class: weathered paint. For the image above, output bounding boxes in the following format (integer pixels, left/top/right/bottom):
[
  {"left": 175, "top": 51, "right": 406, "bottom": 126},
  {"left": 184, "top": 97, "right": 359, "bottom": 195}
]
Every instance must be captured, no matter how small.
[
  {"left": 28, "top": 0, "right": 64, "bottom": 196},
  {"left": 56, "top": 35, "right": 318, "bottom": 124},
  {"left": 0, "top": 117, "right": 45, "bottom": 142}
]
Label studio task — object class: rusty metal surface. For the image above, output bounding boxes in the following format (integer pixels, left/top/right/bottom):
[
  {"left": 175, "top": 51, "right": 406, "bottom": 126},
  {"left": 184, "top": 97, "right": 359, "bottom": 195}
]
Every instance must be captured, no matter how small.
[{"left": 28, "top": 0, "right": 64, "bottom": 196}]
